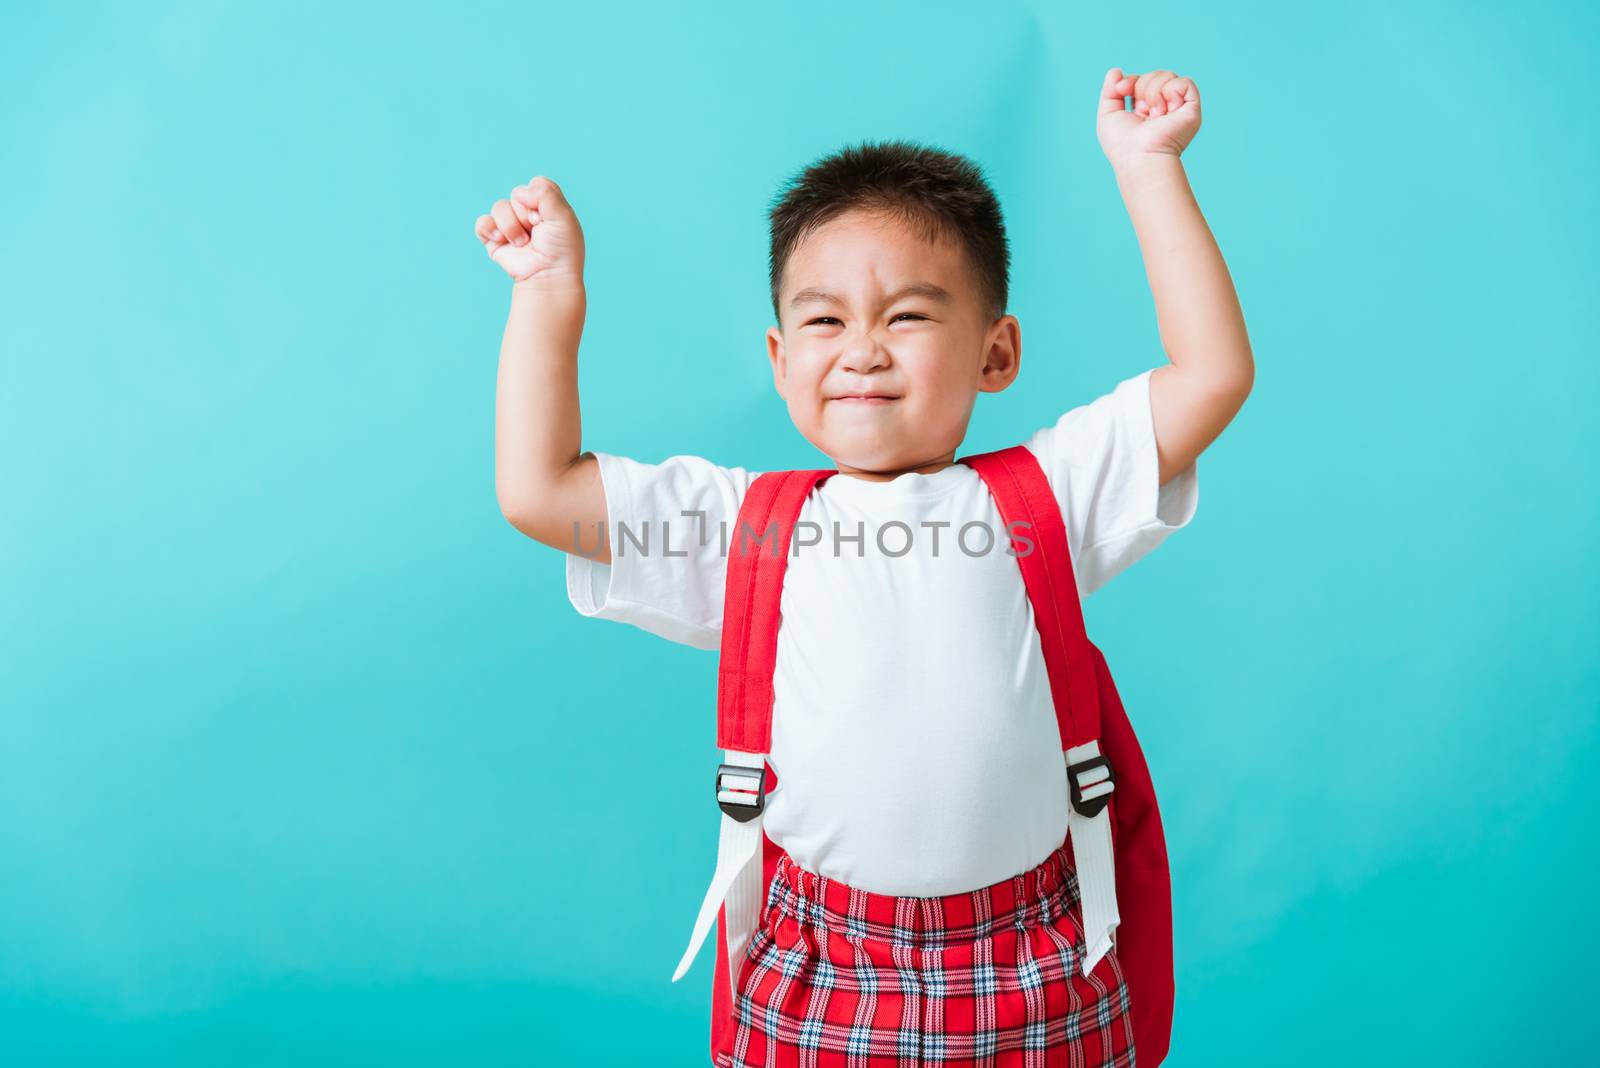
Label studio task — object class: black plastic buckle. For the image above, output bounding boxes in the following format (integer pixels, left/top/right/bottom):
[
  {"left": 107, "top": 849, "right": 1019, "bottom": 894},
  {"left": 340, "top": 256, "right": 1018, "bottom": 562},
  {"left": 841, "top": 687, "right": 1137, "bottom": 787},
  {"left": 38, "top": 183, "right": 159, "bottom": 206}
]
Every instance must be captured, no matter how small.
[
  {"left": 1067, "top": 754, "right": 1115, "bottom": 818},
  {"left": 716, "top": 762, "right": 767, "bottom": 823}
]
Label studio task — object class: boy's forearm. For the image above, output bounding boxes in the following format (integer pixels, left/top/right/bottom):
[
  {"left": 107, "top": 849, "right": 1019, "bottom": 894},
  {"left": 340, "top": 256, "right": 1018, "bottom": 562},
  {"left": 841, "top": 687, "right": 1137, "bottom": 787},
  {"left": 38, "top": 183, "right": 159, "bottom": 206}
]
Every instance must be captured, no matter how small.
[
  {"left": 494, "top": 279, "right": 587, "bottom": 520},
  {"left": 1113, "top": 154, "right": 1253, "bottom": 395}
]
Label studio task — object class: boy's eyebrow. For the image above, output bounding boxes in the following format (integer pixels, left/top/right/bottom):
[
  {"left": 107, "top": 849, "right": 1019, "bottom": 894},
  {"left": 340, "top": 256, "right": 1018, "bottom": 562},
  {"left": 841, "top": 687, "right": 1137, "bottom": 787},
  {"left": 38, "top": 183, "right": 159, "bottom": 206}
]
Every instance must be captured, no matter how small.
[{"left": 788, "top": 281, "right": 955, "bottom": 310}]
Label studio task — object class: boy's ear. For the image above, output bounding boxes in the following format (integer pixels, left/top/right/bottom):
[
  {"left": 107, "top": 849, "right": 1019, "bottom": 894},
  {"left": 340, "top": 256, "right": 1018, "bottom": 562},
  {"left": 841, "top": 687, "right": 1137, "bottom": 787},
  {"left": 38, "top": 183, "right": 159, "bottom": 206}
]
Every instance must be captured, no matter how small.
[
  {"left": 977, "top": 315, "right": 1022, "bottom": 394},
  {"left": 766, "top": 326, "right": 788, "bottom": 400}
]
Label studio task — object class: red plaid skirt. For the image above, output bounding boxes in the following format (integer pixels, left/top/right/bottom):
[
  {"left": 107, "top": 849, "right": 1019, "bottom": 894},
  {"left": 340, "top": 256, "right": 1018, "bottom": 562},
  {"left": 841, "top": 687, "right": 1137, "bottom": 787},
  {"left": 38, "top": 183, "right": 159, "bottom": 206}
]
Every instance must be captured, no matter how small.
[{"left": 717, "top": 840, "right": 1136, "bottom": 1067}]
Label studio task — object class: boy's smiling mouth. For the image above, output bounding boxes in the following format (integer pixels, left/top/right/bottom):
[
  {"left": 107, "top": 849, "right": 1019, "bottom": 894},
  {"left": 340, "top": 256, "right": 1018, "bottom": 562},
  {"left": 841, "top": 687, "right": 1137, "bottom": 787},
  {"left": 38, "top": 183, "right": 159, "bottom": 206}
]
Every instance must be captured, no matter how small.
[{"left": 829, "top": 393, "right": 901, "bottom": 404}]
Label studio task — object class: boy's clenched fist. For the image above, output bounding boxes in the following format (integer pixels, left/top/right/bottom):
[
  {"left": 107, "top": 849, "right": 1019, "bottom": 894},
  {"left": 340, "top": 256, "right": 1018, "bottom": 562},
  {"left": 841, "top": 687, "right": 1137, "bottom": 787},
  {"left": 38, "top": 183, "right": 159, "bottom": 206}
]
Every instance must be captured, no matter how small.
[
  {"left": 1096, "top": 68, "right": 1202, "bottom": 168},
  {"left": 474, "top": 176, "right": 586, "bottom": 286}
]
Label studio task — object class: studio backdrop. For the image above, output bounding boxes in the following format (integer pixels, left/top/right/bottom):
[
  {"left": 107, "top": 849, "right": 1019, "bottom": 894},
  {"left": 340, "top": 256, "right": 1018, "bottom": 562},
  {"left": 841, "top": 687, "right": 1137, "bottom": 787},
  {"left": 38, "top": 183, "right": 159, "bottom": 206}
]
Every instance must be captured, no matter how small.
[{"left": 2, "top": 1, "right": 1595, "bottom": 1064}]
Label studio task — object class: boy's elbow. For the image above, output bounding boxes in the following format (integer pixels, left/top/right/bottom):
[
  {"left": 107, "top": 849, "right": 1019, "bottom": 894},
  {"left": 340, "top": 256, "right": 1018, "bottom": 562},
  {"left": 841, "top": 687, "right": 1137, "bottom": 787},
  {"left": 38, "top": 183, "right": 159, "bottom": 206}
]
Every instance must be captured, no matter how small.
[
  {"left": 498, "top": 485, "right": 576, "bottom": 547},
  {"left": 1223, "top": 357, "right": 1254, "bottom": 414},
  {"left": 495, "top": 459, "right": 604, "bottom": 556},
  {"left": 498, "top": 509, "right": 530, "bottom": 540},
  {"left": 497, "top": 489, "right": 545, "bottom": 539},
  {"left": 1235, "top": 349, "right": 1256, "bottom": 397},
  {"left": 500, "top": 505, "right": 536, "bottom": 539},
  {"left": 1205, "top": 349, "right": 1255, "bottom": 415}
]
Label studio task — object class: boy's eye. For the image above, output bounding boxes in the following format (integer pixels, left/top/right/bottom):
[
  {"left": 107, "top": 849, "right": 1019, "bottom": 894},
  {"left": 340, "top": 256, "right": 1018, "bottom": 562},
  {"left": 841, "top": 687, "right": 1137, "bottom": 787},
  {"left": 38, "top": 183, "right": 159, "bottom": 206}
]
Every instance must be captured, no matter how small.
[{"left": 803, "top": 313, "right": 927, "bottom": 327}]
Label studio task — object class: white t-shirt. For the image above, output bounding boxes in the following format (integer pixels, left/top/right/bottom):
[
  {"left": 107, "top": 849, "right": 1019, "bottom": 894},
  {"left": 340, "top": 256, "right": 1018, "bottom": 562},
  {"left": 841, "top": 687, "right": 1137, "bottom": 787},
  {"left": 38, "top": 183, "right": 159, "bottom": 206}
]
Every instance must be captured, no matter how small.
[{"left": 564, "top": 369, "right": 1199, "bottom": 895}]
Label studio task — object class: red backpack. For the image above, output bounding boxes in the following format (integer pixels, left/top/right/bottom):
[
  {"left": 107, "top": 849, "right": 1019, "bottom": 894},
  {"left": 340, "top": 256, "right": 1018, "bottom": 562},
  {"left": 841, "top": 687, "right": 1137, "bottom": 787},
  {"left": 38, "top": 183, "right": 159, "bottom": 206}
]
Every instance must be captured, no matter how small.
[{"left": 668, "top": 444, "right": 1176, "bottom": 1066}]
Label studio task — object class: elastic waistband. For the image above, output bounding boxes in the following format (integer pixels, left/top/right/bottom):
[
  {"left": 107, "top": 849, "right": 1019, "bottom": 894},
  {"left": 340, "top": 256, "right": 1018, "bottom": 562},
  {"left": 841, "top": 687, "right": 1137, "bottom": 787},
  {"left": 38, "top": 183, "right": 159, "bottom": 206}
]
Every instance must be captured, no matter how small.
[{"left": 767, "top": 840, "right": 1078, "bottom": 950}]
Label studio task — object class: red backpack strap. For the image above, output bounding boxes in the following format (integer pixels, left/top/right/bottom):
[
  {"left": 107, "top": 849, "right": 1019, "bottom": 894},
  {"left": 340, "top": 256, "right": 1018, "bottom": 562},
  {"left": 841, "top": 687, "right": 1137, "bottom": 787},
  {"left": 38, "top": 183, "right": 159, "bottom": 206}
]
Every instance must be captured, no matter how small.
[
  {"left": 673, "top": 467, "right": 833, "bottom": 994},
  {"left": 959, "top": 444, "right": 1122, "bottom": 977},
  {"left": 959, "top": 445, "right": 1102, "bottom": 747},
  {"left": 716, "top": 468, "right": 837, "bottom": 754}
]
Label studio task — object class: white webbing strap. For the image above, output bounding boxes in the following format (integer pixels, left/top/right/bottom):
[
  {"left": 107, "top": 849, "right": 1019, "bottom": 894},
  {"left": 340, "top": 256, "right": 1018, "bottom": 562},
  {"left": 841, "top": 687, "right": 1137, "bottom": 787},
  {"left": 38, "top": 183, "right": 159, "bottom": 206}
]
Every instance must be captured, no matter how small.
[
  {"left": 1065, "top": 739, "right": 1121, "bottom": 977},
  {"left": 671, "top": 749, "right": 767, "bottom": 994}
]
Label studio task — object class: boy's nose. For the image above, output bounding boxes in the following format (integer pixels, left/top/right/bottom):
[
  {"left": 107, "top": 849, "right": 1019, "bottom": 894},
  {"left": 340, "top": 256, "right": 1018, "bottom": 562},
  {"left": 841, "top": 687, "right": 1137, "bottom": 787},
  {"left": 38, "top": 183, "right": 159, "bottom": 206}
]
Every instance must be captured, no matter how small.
[{"left": 840, "top": 340, "right": 891, "bottom": 374}]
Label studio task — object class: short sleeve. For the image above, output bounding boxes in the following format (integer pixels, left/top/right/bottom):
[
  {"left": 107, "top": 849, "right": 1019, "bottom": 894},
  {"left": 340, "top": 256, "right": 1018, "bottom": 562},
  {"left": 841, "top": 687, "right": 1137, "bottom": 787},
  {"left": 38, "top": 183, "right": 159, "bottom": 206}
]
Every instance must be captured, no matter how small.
[
  {"left": 1021, "top": 368, "right": 1199, "bottom": 596},
  {"left": 564, "top": 451, "right": 759, "bottom": 650}
]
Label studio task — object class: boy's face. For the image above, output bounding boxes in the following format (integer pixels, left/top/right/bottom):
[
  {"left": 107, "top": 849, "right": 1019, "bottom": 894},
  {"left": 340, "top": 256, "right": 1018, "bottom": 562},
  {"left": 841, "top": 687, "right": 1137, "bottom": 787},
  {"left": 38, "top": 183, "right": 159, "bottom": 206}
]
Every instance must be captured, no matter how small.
[{"left": 767, "top": 209, "right": 1021, "bottom": 480}]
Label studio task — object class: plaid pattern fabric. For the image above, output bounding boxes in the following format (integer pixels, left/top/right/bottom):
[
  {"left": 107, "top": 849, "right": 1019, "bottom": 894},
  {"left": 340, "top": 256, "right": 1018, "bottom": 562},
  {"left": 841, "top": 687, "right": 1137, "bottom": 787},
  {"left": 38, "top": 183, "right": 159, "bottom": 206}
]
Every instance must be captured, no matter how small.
[{"left": 716, "top": 840, "right": 1135, "bottom": 1068}]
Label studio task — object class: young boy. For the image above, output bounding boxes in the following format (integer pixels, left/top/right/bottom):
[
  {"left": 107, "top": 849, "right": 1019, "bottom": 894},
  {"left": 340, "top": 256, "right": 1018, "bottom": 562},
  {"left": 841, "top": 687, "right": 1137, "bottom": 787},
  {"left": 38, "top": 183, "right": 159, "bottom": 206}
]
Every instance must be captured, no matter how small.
[{"left": 476, "top": 68, "right": 1251, "bottom": 1066}]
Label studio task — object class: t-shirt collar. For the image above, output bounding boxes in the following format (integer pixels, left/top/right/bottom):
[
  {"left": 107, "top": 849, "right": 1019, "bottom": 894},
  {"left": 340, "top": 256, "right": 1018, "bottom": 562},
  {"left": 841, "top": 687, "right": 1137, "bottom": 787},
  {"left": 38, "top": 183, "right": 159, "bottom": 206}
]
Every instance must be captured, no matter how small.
[{"left": 818, "top": 461, "right": 972, "bottom": 505}]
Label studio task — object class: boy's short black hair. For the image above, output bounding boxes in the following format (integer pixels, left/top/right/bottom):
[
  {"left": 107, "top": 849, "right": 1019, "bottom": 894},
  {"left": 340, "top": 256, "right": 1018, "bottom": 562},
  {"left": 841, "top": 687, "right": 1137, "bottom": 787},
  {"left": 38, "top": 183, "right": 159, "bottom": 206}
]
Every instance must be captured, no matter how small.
[{"left": 767, "top": 139, "right": 1011, "bottom": 325}]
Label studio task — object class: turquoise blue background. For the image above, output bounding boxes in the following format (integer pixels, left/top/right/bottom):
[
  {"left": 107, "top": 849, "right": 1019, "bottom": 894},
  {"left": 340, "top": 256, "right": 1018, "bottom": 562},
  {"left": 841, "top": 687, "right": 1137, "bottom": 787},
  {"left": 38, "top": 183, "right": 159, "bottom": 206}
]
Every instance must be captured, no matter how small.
[{"left": 4, "top": 1, "right": 1596, "bottom": 1063}]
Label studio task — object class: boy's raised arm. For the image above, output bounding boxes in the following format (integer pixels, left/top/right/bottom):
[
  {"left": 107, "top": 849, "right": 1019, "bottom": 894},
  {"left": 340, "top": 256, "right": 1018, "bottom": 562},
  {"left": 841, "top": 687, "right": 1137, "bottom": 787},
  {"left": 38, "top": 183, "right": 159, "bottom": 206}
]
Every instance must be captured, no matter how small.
[
  {"left": 475, "top": 176, "right": 612, "bottom": 565},
  {"left": 1097, "top": 68, "right": 1255, "bottom": 485}
]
